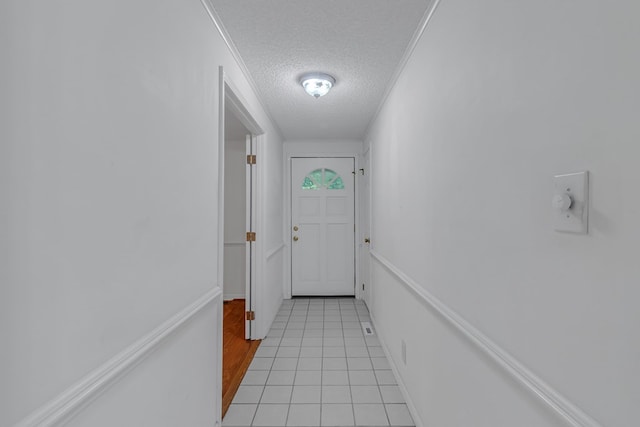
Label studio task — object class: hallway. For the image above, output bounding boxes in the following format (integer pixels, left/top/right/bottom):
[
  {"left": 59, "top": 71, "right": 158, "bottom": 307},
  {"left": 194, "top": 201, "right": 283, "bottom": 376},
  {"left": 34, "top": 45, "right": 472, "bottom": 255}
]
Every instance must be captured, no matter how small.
[
  {"left": 4, "top": 1, "right": 639, "bottom": 426},
  {"left": 223, "top": 298, "right": 414, "bottom": 427}
]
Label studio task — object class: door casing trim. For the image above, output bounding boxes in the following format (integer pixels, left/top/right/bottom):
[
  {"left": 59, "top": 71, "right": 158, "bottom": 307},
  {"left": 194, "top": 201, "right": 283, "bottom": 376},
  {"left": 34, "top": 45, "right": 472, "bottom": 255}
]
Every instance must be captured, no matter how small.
[
  {"left": 283, "top": 150, "right": 363, "bottom": 300},
  {"left": 219, "top": 67, "right": 265, "bottom": 340}
]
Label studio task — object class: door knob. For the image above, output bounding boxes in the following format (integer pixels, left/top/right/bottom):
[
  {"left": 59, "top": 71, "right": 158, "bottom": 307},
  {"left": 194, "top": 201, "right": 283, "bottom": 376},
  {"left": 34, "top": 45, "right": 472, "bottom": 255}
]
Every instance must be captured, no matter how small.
[
  {"left": 364, "top": 238, "right": 370, "bottom": 243},
  {"left": 293, "top": 236, "right": 299, "bottom": 242}
]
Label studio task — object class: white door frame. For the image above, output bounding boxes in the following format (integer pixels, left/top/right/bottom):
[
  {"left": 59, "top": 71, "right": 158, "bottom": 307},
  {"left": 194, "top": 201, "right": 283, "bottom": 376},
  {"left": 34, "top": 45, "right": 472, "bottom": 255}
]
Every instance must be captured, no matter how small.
[
  {"left": 360, "top": 146, "right": 371, "bottom": 306},
  {"left": 290, "top": 157, "right": 356, "bottom": 296},
  {"left": 244, "top": 134, "right": 257, "bottom": 338},
  {"left": 218, "top": 67, "right": 265, "bottom": 340},
  {"left": 283, "top": 148, "right": 363, "bottom": 300}
]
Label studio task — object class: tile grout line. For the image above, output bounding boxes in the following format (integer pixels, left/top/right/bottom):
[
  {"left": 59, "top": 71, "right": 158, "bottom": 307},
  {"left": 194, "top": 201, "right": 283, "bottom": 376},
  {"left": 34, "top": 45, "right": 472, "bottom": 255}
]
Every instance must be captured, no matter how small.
[
  {"left": 251, "top": 305, "right": 280, "bottom": 427},
  {"left": 270, "top": 301, "right": 292, "bottom": 426},
  {"left": 233, "top": 298, "right": 410, "bottom": 427},
  {"left": 291, "top": 299, "right": 304, "bottom": 426},
  {"left": 319, "top": 299, "right": 324, "bottom": 427},
  {"left": 282, "top": 301, "right": 295, "bottom": 427},
  {"left": 351, "top": 299, "right": 360, "bottom": 427},
  {"left": 335, "top": 299, "right": 355, "bottom": 427},
  {"left": 320, "top": 299, "right": 328, "bottom": 426},
  {"left": 363, "top": 301, "right": 392, "bottom": 426}
]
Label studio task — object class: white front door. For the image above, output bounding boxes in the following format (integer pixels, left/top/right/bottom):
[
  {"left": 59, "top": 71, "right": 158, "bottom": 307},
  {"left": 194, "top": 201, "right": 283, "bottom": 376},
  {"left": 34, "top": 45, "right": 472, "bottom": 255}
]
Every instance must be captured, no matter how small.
[{"left": 291, "top": 157, "right": 355, "bottom": 296}]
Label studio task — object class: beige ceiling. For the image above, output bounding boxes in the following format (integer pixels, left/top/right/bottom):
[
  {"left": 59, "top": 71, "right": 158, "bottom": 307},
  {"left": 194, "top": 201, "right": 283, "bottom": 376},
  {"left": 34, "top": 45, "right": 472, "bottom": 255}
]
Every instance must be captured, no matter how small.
[{"left": 210, "top": 0, "right": 434, "bottom": 140}]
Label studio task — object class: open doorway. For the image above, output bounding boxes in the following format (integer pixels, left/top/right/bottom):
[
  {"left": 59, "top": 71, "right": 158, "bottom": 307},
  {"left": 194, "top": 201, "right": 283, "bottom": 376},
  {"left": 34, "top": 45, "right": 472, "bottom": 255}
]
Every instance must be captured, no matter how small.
[
  {"left": 218, "top": 69, "right": 265, "bottom": 418},
  {"left": 223, "top": 104, "right": 249, "bottom": 302},
  {"left": 221, "top": 102, "right": 258, "bottom": 415}
]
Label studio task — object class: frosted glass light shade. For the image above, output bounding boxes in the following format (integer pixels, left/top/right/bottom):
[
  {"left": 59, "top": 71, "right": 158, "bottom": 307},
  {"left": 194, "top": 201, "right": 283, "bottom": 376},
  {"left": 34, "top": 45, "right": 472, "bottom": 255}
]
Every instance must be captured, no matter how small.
[{"left": 300, "top": 73, "right": 336, "bottom": 98}]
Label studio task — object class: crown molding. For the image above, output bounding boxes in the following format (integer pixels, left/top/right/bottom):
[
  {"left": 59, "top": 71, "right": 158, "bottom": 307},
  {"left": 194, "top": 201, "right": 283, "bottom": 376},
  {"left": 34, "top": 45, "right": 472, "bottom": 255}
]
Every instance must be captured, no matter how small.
[
  {"left": 364, "top": 0, "right": 443, "bottom": 140},
  {"left": 200, "top": 0, "right": 284, "bottom": 140}
]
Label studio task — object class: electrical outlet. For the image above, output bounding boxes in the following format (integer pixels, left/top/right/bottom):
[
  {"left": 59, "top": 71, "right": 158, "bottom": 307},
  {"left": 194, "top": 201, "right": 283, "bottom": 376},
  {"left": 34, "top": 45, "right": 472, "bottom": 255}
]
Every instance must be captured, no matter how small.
[{"left": 401, "top": 340, "right": 407, "bottom": 365}]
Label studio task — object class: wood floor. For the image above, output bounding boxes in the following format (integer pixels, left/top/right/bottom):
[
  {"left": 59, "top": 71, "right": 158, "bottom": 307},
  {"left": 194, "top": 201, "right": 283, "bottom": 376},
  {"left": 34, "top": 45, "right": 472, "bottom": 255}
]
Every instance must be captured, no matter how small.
[{"left": 222, "top": 299, "right": 260, "bottom": 418}]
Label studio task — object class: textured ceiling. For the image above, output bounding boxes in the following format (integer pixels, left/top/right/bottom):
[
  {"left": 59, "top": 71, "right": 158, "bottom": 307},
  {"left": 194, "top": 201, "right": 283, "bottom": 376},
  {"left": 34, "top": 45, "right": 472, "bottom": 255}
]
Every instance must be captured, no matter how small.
[{"left": 211, "top": 0, "right": 433, "bottom": 140}]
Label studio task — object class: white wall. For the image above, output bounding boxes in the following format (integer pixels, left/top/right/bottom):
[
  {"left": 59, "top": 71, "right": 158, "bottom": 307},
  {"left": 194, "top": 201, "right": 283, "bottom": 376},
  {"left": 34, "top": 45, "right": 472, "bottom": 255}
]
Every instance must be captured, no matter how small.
[
  {"left": 366, "top": 1, "right": 640, "bottom": 426},
  {"left": 284, "top": 139, "right": 364, "bottom": 157},
  {"left": 64, "top": 303, "right": 219, "bottom": 427},
  {"left": 223, "top": 132, "right": 246, "bottom": 300},
  {"left": 0, "top": 0, "right": 283, "bottom": 425}
]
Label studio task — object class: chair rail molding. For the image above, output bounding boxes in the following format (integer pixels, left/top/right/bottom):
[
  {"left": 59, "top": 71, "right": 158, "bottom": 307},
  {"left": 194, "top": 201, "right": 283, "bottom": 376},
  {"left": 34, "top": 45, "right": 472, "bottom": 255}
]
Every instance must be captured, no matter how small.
[
  {"left": 14, "top": 287, "right": 222, "bottom": 427},
  {"left": 370, "top": 250, "right": 602, "bottom": 427}
]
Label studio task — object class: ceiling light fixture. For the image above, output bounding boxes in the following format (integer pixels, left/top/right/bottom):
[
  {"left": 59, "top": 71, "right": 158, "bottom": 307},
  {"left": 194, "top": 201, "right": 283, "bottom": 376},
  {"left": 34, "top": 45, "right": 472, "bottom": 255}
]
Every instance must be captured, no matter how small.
[{"left": 300, "top": 72, "right": 336, "bottom": 98}]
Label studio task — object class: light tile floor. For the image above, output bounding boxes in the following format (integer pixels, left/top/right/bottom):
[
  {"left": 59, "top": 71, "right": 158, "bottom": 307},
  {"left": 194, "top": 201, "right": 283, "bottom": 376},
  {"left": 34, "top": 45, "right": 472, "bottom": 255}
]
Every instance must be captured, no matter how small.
[{"left": 223, "top": 298, "right": 415, "bottom": 427}]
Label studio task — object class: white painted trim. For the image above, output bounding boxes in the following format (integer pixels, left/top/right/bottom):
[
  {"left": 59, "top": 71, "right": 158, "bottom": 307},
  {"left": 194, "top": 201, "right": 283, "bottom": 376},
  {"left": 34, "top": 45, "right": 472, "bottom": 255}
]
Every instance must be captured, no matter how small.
[
  {"left": 248, "top": 134, "right": 258, "bottom": 340},
  {"left": 254, "top": 134, "right": 267, "bottom": 338},
  {"left": 217, "top": 66, "right": 227, "bottom": 329},
  {"left": 219, "top": 69, "right": 267, "bottom": 342},
  {"left": 364, "top": 0, "right": 443, "bottom": 140},
  {"left": 199, "top": 0, "right": 283, "bottom": 138},
  {"left": 367, "top": 311, "right": 424, "bottom": 427},
  {"left": 224, "top": 242, "right": 245, "bottom": 247},
  {"left": 14, "top": 287, "right": 223, "bottom": 427},
  {"left": 282, "top": 152, "right": 363, "bottom": 300},
  {"left": 369, "top": 250, "right": 602, "bottom": 427},
  {"left": 223, "top": 293, "right": 245, "bottom": 301},
  {"left": 225, "top": 78, "right": 264, "bottom": 136},
  {"left": 266, "top": 242, "right": 285, "bottom": 261}
]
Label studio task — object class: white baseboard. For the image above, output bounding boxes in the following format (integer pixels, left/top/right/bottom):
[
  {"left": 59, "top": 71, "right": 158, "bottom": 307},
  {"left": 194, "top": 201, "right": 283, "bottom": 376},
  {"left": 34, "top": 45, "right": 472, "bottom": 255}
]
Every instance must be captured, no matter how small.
[
  {"left": 15, "top": 287, "right": 222, "bottom": 427},
  {"left": 367, "top": 311, "right": 425, "bottom": 427},
  {"left": 223, "top": 293, "right": 245, "bottom": 301},
  {"left": 370, "top": 250, "right": 601, "bottom": 427}
]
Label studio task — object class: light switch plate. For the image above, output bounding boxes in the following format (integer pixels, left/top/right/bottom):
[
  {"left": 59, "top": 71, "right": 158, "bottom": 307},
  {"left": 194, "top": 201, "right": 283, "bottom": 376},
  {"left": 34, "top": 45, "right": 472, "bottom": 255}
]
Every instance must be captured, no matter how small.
[{"left": 553, "top": 171, "right": 589, "bottom": 233}]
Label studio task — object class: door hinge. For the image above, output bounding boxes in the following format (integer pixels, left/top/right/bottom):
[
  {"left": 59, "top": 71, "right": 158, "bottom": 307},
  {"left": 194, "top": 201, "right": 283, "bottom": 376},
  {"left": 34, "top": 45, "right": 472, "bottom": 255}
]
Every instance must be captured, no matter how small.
[
  {"left": 247, "top": 154, "right": 256, "bottom": 165},
  {"left": 246, "top": 231, "right": 256, "bottom": 242},
  {"left": 245, "top": 311, "right": 255, "bottom": 321}
]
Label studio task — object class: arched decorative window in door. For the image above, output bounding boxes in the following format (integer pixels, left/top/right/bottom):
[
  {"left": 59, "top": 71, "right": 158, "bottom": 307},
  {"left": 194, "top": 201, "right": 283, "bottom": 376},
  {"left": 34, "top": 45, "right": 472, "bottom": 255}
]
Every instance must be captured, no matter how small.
[{"left": 301, "top": 168, "right": 345, "bottom": 190}]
